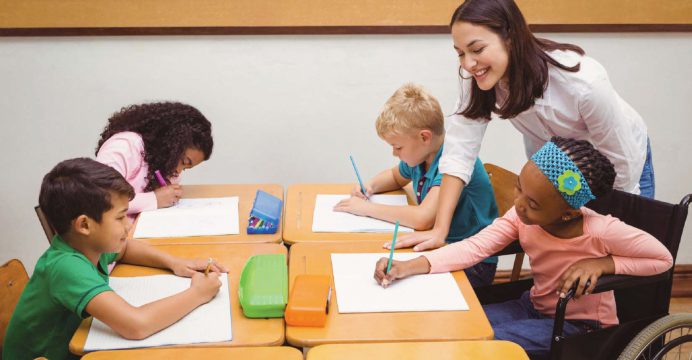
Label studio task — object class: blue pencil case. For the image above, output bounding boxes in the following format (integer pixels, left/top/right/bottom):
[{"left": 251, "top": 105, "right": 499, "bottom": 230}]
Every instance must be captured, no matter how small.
[{"left": 247, "top": 190, "right": 282, "bottom": 234}]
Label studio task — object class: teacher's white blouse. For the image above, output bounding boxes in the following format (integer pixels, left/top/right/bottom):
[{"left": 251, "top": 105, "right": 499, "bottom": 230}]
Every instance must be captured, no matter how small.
[{"left": 440, "top": 50, "right": 648, "bottom": 194}]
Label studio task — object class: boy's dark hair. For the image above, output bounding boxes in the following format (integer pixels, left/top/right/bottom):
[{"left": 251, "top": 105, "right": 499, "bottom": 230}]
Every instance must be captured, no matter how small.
[
  {"left": 450, "top": 0, "right": 585, "bottom": 120},
  {"left": 95, "top": 101, "right": 213, "bottom": 192},
  {"left": 39, "top": 158, "right": 135, "bottom": 235},
  {"left": 551, "top": 136, "right": 616, "bottom": 198}
]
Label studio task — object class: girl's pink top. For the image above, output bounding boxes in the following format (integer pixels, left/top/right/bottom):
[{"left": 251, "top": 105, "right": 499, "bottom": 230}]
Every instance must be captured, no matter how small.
[
  {"left": 96, "top": 131, "right": 157, "bottom": 215},
  {"left": 424, "top": 206, "right": 673, "bottom": 326}
]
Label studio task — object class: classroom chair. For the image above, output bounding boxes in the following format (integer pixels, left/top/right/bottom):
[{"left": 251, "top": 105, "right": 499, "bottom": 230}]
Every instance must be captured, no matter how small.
[
  {"left": 484, "top": 163, "right": 525, "bottom": 282},
  {"left": 0, "top": 259, "right": 29, "bottom": 359},
  {"left": 477, "top": 190, "right": 692, "bottom": 360},
  {"left": 34, "top": 206, "right": 55, "bottom": 244}
]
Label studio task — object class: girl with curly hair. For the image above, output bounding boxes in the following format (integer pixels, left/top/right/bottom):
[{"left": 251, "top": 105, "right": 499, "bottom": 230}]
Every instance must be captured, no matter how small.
[{"left": 95, "top": 102, "right": 213, "bottom": 215}]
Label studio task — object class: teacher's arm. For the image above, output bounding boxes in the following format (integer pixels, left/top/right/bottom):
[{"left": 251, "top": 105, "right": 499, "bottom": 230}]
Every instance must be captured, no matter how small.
[{"left": 392, "top": 105, "right": 490, "bottom": 251}]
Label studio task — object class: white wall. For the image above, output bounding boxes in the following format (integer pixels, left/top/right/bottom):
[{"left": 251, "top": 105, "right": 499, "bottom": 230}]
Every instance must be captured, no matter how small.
[{"left": 1, "top": 33, "right": 690, "bottom": 273}]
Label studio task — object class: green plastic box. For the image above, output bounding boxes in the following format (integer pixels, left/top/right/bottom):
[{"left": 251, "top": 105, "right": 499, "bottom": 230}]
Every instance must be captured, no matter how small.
[{"left": 238, "top": 253, "right": 288, "bottom": 318}]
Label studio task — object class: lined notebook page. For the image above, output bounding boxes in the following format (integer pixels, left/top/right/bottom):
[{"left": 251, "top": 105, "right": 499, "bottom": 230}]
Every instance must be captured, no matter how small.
[
  {"left": 331, "top": 253, "right": 468, "bottom": 313},
  {"left": 133, "top": 197, "right": 240, "bottom": 238},
  {"left": 312, "top": 194, "right": 414, "bottom": 233},
  {"left": 84, "top": 274, "right": 232, "bottom": 351}
]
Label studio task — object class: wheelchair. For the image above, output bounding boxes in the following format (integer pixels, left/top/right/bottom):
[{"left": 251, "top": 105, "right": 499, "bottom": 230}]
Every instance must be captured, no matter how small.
[{"left": 478, "top": 190, "right": 692, "bottom": 360}]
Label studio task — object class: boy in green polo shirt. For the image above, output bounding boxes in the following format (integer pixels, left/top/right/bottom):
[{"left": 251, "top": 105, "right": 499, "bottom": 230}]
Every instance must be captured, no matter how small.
[
  {"left": 3, "top": 158, "right": 227, "bottom": 360},
  {"left": 334, "top": 83, "right": 499, "bottom": 286}
]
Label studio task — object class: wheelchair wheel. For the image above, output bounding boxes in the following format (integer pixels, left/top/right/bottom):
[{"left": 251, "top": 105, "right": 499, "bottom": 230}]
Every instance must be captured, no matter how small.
[{"left": 617, "top": 313, "right": 692, "bottom": 360}]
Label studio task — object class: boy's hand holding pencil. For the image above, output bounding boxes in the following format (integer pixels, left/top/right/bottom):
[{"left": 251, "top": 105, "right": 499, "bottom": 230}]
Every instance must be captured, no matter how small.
[
  {"left": 190, "top": 271, "right": 222, "bottom": 303},
  {"left": 188, "top": 257, "right": 224, "bottom": 303},
  {"left": 204, "top": 257, "right": 213, "bottom": 276},
  {"left": 170, "top": 257, "right": 228, "bottom": 278},
  {"left": 350, "top": 183, "right": 373, "bottom": 199}
]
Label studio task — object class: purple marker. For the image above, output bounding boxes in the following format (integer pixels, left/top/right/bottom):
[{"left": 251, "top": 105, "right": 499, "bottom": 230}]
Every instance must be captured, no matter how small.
[{"left": 154, "top": 170, "right": 167, "bottom": 187}]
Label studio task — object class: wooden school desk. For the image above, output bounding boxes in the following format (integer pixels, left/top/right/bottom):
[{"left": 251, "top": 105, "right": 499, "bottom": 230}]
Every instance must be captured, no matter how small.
[
  {"left": 306, "top": 341, "right": 529, "bottom": 360},
  {"left": 133, "top": 184, "right": 283, "bottom": 245},
  {"left": 285, "top": 242, "right": 493, "bottom": 347},
  {"left": 81, "top": 346, "right": 304, "bottom": 359},
  {"left": 283, "top": 183, "right": 416, "bottom": 244},
  {"left": 70, "top": 243, "right": 286, "bottom": 356}
]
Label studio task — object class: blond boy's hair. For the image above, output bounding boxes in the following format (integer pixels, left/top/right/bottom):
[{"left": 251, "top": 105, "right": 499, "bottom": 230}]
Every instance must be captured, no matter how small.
[{"left": 376, "top": 83, "right": 445, "bottom": 137}]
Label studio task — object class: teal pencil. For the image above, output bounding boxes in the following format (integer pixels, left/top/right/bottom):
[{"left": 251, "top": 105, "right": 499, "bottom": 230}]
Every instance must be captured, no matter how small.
[
  {"left": 349, "top": 155, "right": 370, "bottom": 200},
  {"left": 385, "top": 221, "right": 400, "bottom": 274}
]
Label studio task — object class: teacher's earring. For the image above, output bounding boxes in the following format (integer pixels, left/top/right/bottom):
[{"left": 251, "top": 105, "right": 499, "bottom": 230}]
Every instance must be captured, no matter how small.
[{"left": 458, "top": 66, "right": 473, "bottom": 81}]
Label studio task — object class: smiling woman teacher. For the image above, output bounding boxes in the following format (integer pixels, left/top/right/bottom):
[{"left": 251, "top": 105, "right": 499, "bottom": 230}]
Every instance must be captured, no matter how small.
[{"left": 394, "top": 0, "right": 654, "bottom": 251}]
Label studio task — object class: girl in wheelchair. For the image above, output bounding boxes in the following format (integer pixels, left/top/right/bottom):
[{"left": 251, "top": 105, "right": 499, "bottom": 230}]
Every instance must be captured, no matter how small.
[{"left": 374, "top": 136, "right": 673, "bottom": 358}]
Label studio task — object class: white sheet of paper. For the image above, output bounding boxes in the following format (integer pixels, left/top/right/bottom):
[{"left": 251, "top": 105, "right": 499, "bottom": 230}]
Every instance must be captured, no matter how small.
[
  {"left": 133, "top": 197, "right": 240, "bottom": 238},
  {"left": 312, "top": 194, "right": 414, "bottom": 233},
  {"left": 84, "top": 274, "right": 232, "bottom": 351},
  {"left": 331, "top": 253, "right": 468, "bottom": 313}
]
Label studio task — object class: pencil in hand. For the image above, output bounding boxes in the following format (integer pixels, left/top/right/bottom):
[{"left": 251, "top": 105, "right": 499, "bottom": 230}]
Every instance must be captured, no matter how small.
[
  {"left": 382, "top": 221, "right": 399, "bottom": 288},
  {"left": 204, "top": 257, "right": 213, "bottom": 276},
  {"left": 349, "top": 155, "right": 370, "bottom": 200}
]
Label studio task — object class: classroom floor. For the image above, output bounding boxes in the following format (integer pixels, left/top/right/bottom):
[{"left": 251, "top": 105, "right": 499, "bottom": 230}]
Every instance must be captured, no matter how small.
[
  {"left": 668, "top": 297, "right": 691, "bottom": 358},
  {"left": 669, "top": 297, "right": 692, "bottom": 314}
]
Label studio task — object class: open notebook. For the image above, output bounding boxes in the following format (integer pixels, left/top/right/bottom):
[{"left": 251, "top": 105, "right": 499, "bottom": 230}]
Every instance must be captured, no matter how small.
[
  {"left": 331, "top": 253, "right": 468, "bottom": 313},
  {"left": 312, "top": 194, "right": 414, "bottom": 233},
  {"left": 84, "top": 274, "right": 232, "bottom": 351},
  {"left": 133, "top": 197, "right": 240, "bottom": 238}
]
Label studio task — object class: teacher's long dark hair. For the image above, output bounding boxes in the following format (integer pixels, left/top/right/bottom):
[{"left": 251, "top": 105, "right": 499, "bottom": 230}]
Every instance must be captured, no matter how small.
[
  {"left": 96, "top": 101, "right": 213, "bottom": 191},
  {"left": 452, "top": 0, "right": 585, "bottom": 120}
]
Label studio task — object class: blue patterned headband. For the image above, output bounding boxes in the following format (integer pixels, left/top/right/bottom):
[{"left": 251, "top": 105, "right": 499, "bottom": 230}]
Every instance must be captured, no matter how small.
[{"left": 530, "top": 141, "right": 596, "bottom": 209}]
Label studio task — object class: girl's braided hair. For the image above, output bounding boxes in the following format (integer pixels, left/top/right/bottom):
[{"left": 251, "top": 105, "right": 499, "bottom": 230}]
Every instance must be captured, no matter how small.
[{"left": 551, "top": 136, "right": 616, "bottom": 198}]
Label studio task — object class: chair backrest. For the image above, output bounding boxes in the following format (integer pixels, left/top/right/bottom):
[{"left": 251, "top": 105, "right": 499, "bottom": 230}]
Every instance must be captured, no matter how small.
[
  {"left": 483, "top": 163, "right": 518, "bottom": 216},
  {"left": 585, "top": 190, "right": 691, "bottom": 322},
  {"left": 0, "top": 259, "right": 29, "bottom": 356},
  {"left": 484, "top": 164, "right": 526, "bottom": 282},
  {"left": 34, "top": 206, "right": 55, "bottom": 244}
]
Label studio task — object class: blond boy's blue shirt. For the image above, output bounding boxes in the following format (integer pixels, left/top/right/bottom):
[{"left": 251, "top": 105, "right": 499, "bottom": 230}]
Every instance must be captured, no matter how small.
[
  {"left": 399, "top": 145, "right": 499, "bottom": 263},
  {"left": 2, "top": 235, "right": 118, "bottom": 360}
]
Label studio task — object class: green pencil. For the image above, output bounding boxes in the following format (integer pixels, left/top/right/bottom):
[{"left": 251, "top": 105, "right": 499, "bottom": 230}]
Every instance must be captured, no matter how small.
[{"left": 385, "top": 221, "right": 400, "bottom": 274}]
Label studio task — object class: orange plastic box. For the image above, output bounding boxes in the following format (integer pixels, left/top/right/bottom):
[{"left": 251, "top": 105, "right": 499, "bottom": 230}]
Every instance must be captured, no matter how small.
[{"left": 285, "top": 274, "right": 331, "bottom": 327}]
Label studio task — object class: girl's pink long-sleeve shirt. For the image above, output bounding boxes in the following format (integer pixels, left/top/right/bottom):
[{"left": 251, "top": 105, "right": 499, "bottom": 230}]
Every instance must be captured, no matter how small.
[
  {"left": 424, "top": 206, "right": 673, "bottom": 326},
  {"left": 96, "top": 131, "right": 157, "bottom": 215}
]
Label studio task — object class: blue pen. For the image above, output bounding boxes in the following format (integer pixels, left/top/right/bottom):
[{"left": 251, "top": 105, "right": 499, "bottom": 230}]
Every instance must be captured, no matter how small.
[{"left": 349, "top": 155, "right": 369, "bottom": 200}]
